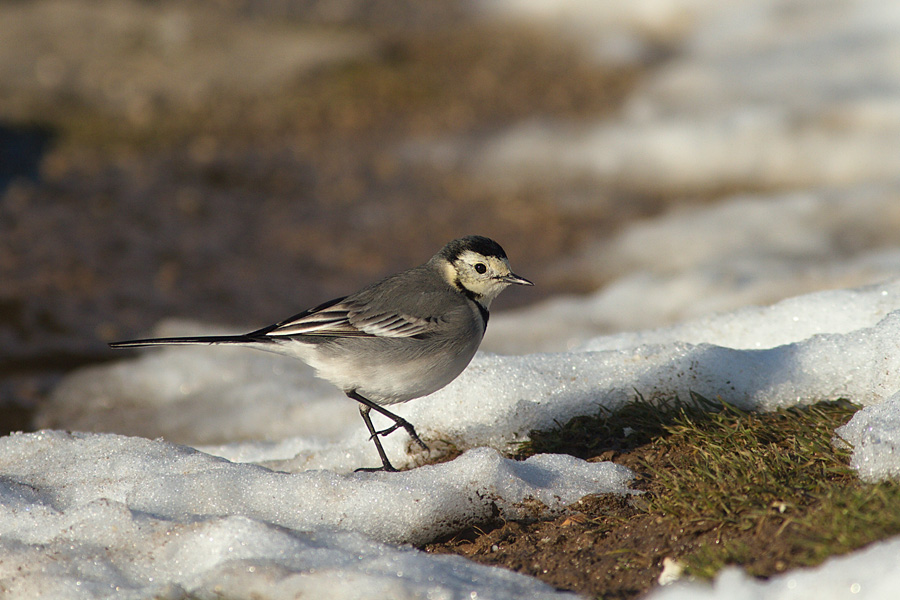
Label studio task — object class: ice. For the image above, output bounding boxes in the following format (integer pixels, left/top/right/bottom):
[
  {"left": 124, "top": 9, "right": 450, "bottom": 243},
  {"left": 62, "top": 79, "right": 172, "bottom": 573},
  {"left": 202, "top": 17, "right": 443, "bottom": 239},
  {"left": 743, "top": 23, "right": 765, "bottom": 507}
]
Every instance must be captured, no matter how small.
[{"left": 0, "top": 431, "right": 620, "bottom": 598}]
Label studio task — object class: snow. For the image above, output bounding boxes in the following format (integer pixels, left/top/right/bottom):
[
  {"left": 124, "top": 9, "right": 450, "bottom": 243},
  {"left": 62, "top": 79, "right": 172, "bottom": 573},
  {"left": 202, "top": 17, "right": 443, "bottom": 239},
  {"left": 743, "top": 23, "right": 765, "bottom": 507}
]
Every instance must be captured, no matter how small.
[
  {"left": 646, "top": 538, "right": 900, "bottom": 600},
  {"left": 0, "top": 431, "right": 622, "bottom": 598},
  {"left": 9, "top": 0, "right": 900, "bottom": 598},
  {"left": 476, "top": 0, "right": 744, "bottom": 65},
  {"left": 21, "top": 279, "right": 900, "bottom": 598},
  {"left": 484, "top": 188, "right": 900, "bottom": 353},
  {"left": 835, "top": 393, "right": 900, "bottom": 484},
  {"left": 457, "top": 0, "right": 900, "bottom": 357},
  {"left": 464, "top": 0, "right": 900, "bottom": 194},
  {"left": 0, "top": 432, "right": 632, "bottom": 546}
]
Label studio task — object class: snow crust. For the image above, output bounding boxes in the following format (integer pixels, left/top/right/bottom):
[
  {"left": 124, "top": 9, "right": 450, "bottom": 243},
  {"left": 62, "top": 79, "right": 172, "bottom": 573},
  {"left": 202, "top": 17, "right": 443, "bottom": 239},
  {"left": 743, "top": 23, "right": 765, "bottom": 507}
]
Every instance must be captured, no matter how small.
[
  {"left": 647, "top": 537, "right": 900, "bottom": 600},
  {"left": 0, "top": 431, "right": 622, "bottom": 598},
  {"left": 836, "top": 393, "right": 900, "bottom": 483}
]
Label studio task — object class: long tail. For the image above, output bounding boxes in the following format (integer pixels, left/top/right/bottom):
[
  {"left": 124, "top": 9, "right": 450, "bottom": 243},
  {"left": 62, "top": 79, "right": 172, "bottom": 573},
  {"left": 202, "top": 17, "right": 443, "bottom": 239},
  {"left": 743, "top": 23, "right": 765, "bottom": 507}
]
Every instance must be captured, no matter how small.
[{"left": 109, "top": 334, "right": 262, "bottom": 349}]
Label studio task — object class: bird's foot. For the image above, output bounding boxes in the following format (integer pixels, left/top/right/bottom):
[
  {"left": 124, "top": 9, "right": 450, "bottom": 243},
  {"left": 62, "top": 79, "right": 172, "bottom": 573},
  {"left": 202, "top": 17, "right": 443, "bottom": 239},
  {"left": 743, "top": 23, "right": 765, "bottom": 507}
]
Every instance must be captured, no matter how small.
[
  {"left": 371, "top": 419, "right": 428, "bottom": 451},
  {"left": 355, "top": 463, "right": 398, "bottom": 473}
]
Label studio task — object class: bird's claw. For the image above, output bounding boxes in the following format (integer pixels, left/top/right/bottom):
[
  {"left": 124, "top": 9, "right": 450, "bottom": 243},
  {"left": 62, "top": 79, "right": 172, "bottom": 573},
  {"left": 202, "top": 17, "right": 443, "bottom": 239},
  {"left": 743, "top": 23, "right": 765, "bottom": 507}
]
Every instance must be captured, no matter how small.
[{"left": 368, "top": 420, "right": 429, "bottom": 452}]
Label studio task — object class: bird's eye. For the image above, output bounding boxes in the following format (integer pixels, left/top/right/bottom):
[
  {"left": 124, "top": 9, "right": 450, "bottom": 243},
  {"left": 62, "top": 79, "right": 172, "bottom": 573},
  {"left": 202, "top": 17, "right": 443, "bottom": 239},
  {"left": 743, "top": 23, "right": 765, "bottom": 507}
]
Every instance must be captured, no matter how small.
[{"left": 474, "top": 263, "right": 487, "bottom": 274}]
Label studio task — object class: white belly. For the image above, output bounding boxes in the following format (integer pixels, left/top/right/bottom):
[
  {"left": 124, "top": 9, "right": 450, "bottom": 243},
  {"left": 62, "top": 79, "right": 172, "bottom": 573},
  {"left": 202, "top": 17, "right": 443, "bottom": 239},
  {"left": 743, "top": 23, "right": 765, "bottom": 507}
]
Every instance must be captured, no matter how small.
[
  {"left": 255, "top": 331, "right": 483, "bottom": 405},
  {"left": 311, "top": 338, "right": 480, "bottom": 404}
]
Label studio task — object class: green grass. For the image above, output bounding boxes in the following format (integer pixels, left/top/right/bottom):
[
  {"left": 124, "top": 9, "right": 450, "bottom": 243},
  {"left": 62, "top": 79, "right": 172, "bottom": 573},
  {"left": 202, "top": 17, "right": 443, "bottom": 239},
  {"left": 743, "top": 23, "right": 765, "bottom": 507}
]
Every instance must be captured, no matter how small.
[
  {"left": 643, "top": 400, "right": 856, "bottom": 525},
  {"left": 518, "top": 391, "right": 725, "bottom": 459},
  {"left": 518, "top": 394, "right": 900, "bottom": 580}
]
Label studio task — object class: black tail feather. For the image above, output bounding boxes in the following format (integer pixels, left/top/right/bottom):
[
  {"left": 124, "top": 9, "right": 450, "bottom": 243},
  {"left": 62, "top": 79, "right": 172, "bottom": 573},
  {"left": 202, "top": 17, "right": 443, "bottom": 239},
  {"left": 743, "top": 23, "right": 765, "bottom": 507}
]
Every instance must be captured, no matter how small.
[{"left": 108, "top": 335, "right": 261, "bottom": 348}]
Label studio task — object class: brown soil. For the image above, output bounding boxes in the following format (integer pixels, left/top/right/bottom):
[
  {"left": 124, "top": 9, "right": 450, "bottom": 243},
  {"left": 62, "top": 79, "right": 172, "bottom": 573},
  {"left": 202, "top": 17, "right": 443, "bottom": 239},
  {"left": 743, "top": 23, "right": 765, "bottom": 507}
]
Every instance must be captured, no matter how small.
[
  {"left": 424, "top": 442, "right": 677, "bottom": 599},
  {"left": 425, "top": 444, "right": 798, "bottom": 599},
  {"left": 424, "top": 400, "right": 867, "bottom": 599}
]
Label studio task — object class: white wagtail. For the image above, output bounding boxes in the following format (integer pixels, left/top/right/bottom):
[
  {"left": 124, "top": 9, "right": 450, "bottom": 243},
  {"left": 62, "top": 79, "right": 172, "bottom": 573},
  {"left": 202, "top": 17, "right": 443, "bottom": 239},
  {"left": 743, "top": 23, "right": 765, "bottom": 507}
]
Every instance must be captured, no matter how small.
[{"left": 110, "top": 235, "right": 532, "bottom": 472}]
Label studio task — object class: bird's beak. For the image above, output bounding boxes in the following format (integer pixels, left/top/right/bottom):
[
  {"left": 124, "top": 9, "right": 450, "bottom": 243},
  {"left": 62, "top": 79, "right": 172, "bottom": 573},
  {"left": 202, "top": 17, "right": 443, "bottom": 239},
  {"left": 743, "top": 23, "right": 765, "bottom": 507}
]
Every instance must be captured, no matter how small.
[{"left": 501, "top": 272, "right": 534, "bottom": 286}]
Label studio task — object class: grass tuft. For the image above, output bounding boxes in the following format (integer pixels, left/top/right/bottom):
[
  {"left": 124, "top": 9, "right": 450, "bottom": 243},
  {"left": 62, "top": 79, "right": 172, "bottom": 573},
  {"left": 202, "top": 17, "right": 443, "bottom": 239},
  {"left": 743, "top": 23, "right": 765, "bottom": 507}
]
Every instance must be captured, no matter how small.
[
  {"left": 641, "top": 399, "right": 857, "bottom": 527},
  {"left": 516, "top": 391, "right": 722, "bottom": 459},
  {"left": 518, "top": 394, "right": 900, "bottom": 581}
]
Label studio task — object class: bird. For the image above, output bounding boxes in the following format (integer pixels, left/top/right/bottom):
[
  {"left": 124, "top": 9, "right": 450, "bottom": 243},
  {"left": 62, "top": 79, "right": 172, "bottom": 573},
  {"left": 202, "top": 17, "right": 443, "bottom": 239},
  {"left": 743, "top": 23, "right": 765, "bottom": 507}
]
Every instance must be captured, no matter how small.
[{"left": 109, "top": 235, "right": 533, "bottom": 472}]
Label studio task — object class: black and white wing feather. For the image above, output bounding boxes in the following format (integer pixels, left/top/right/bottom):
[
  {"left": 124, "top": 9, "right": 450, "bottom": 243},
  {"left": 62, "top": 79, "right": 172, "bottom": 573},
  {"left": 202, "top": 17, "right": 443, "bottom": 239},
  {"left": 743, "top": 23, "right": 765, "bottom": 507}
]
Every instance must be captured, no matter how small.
[{"left": 256, "top": 297, "right": 433, "bottom": 339}]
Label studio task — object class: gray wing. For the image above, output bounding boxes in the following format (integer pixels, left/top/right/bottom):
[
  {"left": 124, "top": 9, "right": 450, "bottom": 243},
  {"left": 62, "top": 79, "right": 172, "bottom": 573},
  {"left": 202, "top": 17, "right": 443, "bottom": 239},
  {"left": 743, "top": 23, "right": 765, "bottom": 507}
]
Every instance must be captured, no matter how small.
[
  {"left": 257, "top": 265, "right": 469, "bottom": 340},
  {"left": 260, "top": 297, "right": 434, "bottom": 339}
]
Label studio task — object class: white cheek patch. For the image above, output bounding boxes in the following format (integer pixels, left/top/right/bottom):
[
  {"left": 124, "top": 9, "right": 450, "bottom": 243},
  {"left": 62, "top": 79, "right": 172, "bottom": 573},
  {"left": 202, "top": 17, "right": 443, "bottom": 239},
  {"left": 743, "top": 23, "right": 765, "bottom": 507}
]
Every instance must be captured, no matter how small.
[{"left": 441, "top": 261, "right": 461, "bottom": 288}]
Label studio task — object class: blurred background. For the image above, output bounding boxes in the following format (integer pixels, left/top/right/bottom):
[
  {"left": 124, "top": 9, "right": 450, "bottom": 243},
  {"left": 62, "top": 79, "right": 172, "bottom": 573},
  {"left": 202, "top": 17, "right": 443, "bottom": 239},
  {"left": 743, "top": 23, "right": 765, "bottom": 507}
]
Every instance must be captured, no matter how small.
[{"left": 2, "top": 0, "right": 900, "bottom": 435}]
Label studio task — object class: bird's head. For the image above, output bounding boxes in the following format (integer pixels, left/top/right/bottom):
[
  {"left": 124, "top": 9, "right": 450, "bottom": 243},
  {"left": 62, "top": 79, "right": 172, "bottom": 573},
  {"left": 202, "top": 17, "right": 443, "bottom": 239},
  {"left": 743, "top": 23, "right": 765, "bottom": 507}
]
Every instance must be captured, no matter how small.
[{"left": 434, "top": 235, "right": 533, "bottom": 308}]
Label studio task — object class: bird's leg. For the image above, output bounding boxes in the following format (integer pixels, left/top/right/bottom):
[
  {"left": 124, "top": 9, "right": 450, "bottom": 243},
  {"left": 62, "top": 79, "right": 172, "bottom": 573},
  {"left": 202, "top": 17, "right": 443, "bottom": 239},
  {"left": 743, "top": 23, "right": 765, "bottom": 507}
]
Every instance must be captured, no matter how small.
[
  {"left": 347, "top": 390, "right": 429, "bottom": 451},
  {"left": 355, "top": 404, "right": 397, "bottom": 472}
]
